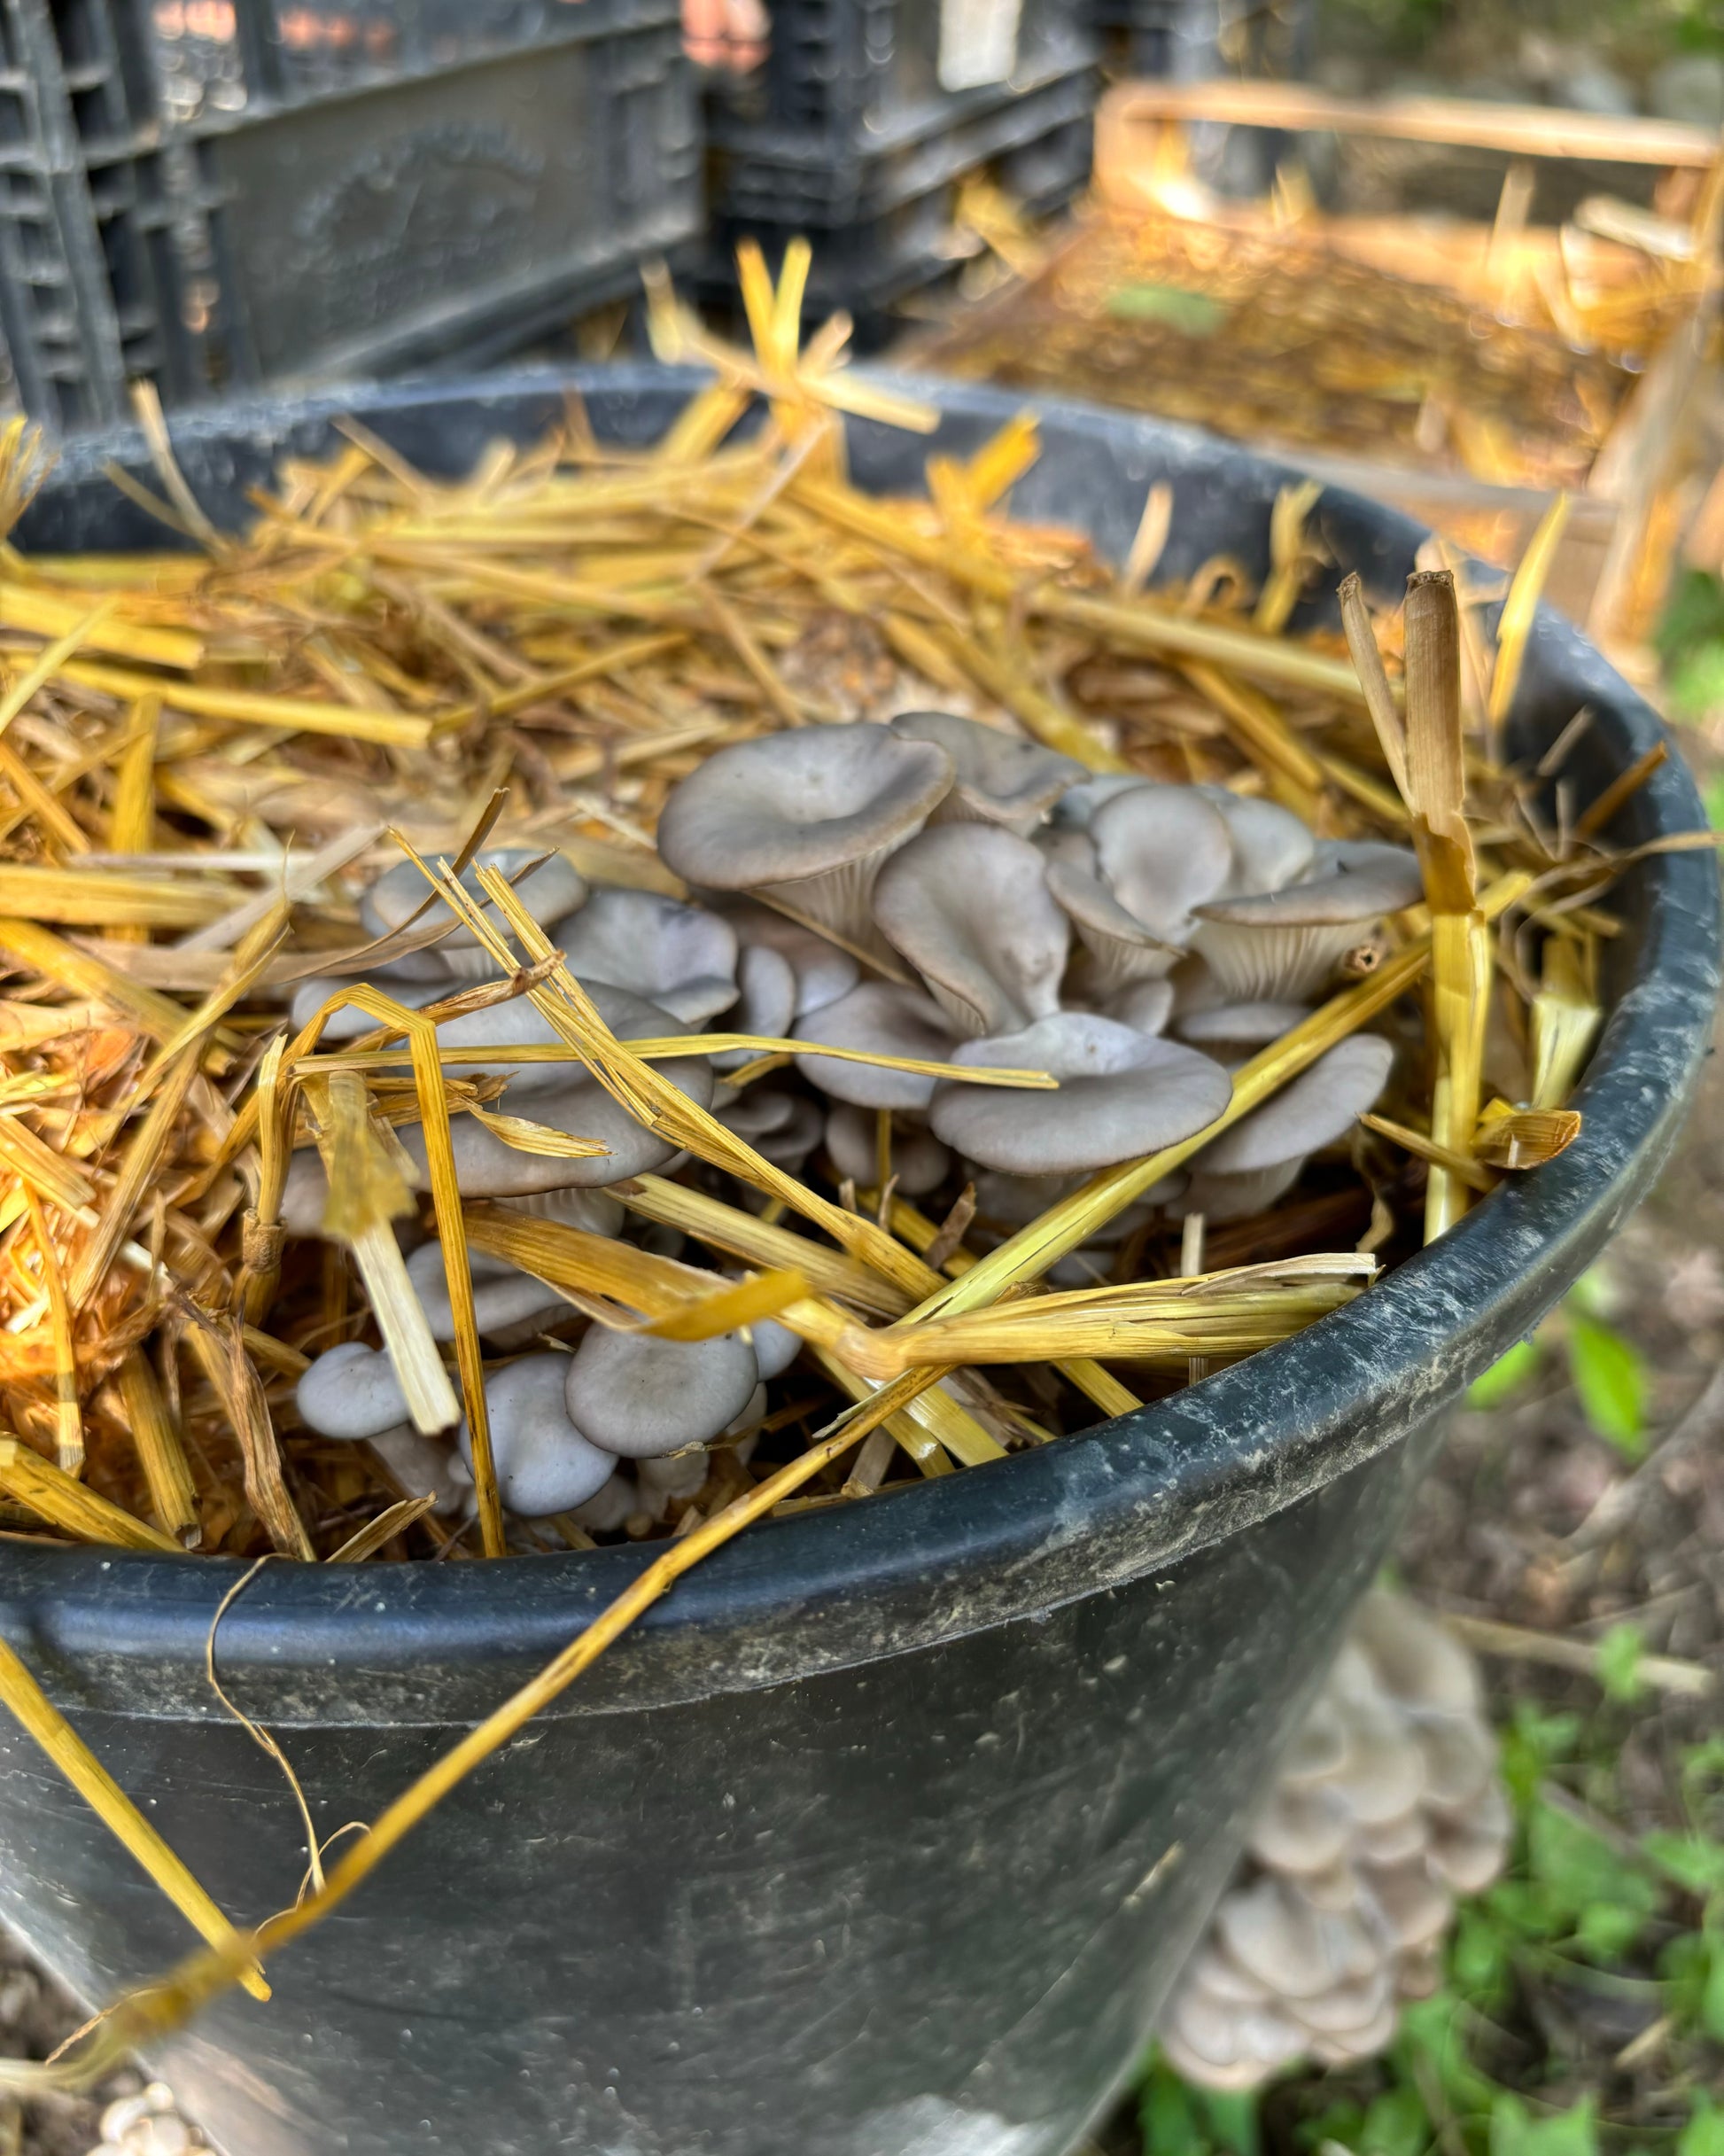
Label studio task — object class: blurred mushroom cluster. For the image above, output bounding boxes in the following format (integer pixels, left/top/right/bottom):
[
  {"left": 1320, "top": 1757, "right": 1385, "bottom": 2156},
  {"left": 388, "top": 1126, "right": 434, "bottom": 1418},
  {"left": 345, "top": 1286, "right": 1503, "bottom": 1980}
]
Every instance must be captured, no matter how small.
[
  {"left": 1161, "top": 1590, "right": 1510, "bottom": 2090},
  {"left": 290, "top": 715, "right": 1419, "bottom": 1537}
]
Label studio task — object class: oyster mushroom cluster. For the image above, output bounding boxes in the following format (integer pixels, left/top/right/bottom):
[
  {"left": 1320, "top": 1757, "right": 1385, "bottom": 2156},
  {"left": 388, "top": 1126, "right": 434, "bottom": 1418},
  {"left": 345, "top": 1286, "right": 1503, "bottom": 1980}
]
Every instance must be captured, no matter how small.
[
  {"left": 289, "top": 715, "right": 1418, "bottom": 1533},
  {"left": 1161, "top": 1591, "right": 1510, "bottom": 2090}
]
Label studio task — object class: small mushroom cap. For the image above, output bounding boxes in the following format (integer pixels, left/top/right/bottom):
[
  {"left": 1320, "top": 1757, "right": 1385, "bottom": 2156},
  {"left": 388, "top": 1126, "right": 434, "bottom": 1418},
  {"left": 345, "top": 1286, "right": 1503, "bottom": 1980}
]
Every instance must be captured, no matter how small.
[
  {"left": 400, "top": 980, "right": 716, "bottom": 1193},
  {"left": 461, "top": 1353, "right": 615, "bottom": 1516},
  {"left": 889, "top": 710, "right": 1084, "bottom": 832},
  {"left": 297, "top": 1341, "right": 410, "bottom": 1440},
  {"left": 713, "top": 943, "right": 798, "bottom": 1070},
  {"left": 1246, "top": 1786, "right": 1352, "bottom": 1876},
  {"left": 361, "top": 847, "right": 586, "bottom": 950},
  {"left": 1192, "top": 1035, "right": 1394, "bottom": 1176},
  {"left": 931, "top": 1013, "right": 1231, "bottom": 1177},
  {"left": 556, "top": 887, "right": 739, "bottom": 1024},
  {"left": 427, "top": 978, "right": 680, "bottom": 1090},
  {"left": 712, "top": 898, "right": 859, "bottom": 1016},
  {"left": 1105, "top": 977, "right": 1175, "bottom": 1035},
  {"left": 1044, "top": 844, "right": 1184, "bottom": 992},
  {"left": 1195, "top": 842, "right": 1424, "bottom": 929},
  {"left": 874, "top": 825, "right": 1070, "bottom": 1037},
  {"left": 794, "top": 981, "right": 959, "bottom": 1111},
  {"left": 563, "top": 1327, "right": 761, "bottom": 1459},
  {"left": 1286, "top": 1966, "right": 1396, "bottom": 2039},
  {"left": 1200, "top": 788, "right": 1317, "bottom": 897},
  {"left": 656, "top": 725, "right": 953, "bottom": 893},
  {"left": 1049, "top": 774, "right": 1151, "bottom": 829},
  {"left": 1217, "top": 1878, "right": 1378, "bottom": 2001},
  {"left": 747, "top": 1317, "right": 803, "bottom": 1381},
  {"left": 1176, "top": 1000, "right": 1313, "bottom": 1051},
  {"left": 368, "top": 1422, "right": 473, "bottom": 1518},
  {"left": 824, "top": 1102, "right": 951, "bottom": 1196},
  {"left": 1360, "top": 1861, "right": 1451, "bottom": 1951},
  {"left": 1351, "top": 1586, "right": 1482, "bottom": 1716},
  {"left": 569, "top": 1466, "right": 638, "bottom": 1533},
  {"left": 715, "top": 1086, "right": 824, "bottom": 1172},
  {"left": 290, "top": 972, "right": 453, "bottom": 1039},
  {"left": 405, "top": 1241, "right": 571, "bottom": 1343},
  {"left": 1090, "top": 783, "right": 1235, "bottom": 942}
]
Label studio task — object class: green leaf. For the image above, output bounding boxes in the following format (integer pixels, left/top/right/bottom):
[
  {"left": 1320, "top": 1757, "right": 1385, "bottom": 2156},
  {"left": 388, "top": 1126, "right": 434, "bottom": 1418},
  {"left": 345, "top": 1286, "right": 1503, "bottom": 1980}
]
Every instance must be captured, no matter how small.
[
  {"left": 1359, "top": 2084, "right": 1428, "bottom": 2156},
  {"left": 1142, "top": 2058, "right": 1212, "bottom": 2156},
  {"left": 1577, "top": 1897, "right": 1650, "bottom": 1960},
  {"left": 1565, "top": 1315, "right": 1648, "bottom": 1458},
  {"left": 1528, "top": 1800, "right": 1662, "bottom": 1955},
  {"left": 1681, "top": 2095, "right": 1724, "bottom": 2156},
  {"left": 1451, "top": 1903, "right": 1515, "bottom": 2004},
  {"left": 1491, "top": 2092, "right": 1598, "bottom": 2156},
  {"left": 1706, "top": 773, "right": 1724, "bottom": 833},
  {"left": 1107, "top": 283, "right": 1230, "bottom": 335},
  {"left": 1191, "top": 2087, "right": 1258, "bottom": 2156},
  {"left": 1703, "top": 1933, "right": 1724, "bottom": 2043},
  {"left": 1644, "top": 1831, "right": 1724, "bottom": 1896},
  {"left": 1469, "top": 1336, "right": 1542, "bottom": 1408},
  {"left": 1596, "top": 1623, "right": 1647, "bottom": 1703}
]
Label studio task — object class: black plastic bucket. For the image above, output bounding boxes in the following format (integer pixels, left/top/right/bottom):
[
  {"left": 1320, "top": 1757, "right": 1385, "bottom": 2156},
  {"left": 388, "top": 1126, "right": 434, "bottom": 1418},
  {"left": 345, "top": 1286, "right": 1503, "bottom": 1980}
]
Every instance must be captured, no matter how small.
[{"left": 0, "top": 369, "right": 1716, "bottom": 2156}]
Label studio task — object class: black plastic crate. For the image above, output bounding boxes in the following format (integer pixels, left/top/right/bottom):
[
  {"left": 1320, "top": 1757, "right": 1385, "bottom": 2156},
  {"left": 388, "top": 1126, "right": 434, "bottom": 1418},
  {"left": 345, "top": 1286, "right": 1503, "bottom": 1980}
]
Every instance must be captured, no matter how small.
[{"left": 0, "top": 0, "right": 700, "bottom": 432}]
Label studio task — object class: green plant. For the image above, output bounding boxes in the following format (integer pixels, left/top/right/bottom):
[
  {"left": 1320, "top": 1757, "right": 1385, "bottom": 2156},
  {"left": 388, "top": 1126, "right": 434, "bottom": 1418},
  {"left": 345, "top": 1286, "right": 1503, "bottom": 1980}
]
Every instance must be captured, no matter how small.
[
  {"left": 1141, "top": 1708, "right": 1724, "bottom": 2155},
  {"left": 1464, "top": 1274, "right": 1648, "bottom": 1459}
]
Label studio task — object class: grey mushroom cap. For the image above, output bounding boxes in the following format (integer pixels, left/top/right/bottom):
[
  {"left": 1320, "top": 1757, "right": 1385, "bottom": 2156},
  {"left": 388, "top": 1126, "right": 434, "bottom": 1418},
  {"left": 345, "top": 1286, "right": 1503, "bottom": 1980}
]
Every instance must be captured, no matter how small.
[
  {"left": 563, "top": 1327, "right": 761, "bottom": 1459},
  {"left": 1200, "top": 789, "right": 1318, "bottom": 898},
  {"left": 889, "top": 710, "right": 1084, "bottom": 833},
  {"left": 929, "top": 1012, "right": 1231, "bottom": 1177},
  {"left": 367, "top": 1423, "right": 473, "bottom": 1519},
  {"left": 296, "top": 1341, "right": 411, "bottom": 1440},
  {"left": 1049, "top": 774, "right": 1151, "bottom": 829},
  {"left": 405, "top": 1240, "right": 572, "bottom": 1344},
  {"left": 711, "top": 898, "right": 859, "bottom": 1017},
  {"left": 874, "top": 824, "right": 1070, "bottom": 1038},
  {"left": 361, "top": 848, "right": 586, "bottom": 956},
  {"left": 1090, "top": 783, "right": 1235, "bottom": 942},
  {"left": 569, "top": 1467, "right": 639, "bottom": 1533},
  {"left": 1177, "top": 1000, "right": 1314, "bottom": 1047},
  {"left": 1194, "top": 1035, "right": 1394, "bottom": 1176},
  {"left": 715, "top": 1085, "right": 824, "bottom": 1173},
  {"left": 655, "top": 725, "right": 954, "bottom": 946},
  {"left": 1191, "top": 843, "right": 1424, "bottom": 1001},
  {"left": 555, "top": 888, "right": 739, "bottom": 1025},
  {"left": 1106, "top": 977, "right": 1176, "bottom": 1035},
  {"left": 794, "top": 981, "right": 959, "bottom": 1111},
  {"left": 459, "top": 1354, "right": 616, "bottom": 1516},
  {"left": 396, "top": 979, "right": 715, "bottom": 1193},
  {"left": 1044, "top": 844, "right": 1184, "bottom": 994},
  {"left": 289, "top": 972, "right": 452, "bottom": 1039},
  {"left": 748, "top": 1318, "right": 803, "bottom": 1382},
  {"left": 824, "top": 1102, "right": 951, "bottom": 1196},
  {"left": 713, "top": 943, "right": 799, "bottom": 1070}
]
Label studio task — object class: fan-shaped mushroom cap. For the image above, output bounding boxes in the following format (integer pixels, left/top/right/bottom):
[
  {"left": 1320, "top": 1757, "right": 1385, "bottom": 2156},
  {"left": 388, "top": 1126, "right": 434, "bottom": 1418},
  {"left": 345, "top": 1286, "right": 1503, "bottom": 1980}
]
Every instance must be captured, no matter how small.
[
  {"left": 713, "top": 943, "right": 799, "bottom": 1071},
  {"left": 1289, "top": 1966, "right": 1396, "bottom": 2038},
  {"left": 1179, "top": 1034, "right": 1393, "bottom": 1220},
  {"left": 889, "top": 710, "right": 1084, "bottom": 833},
  {"left": 1352, "top": 1587, "right": 1481, "bottom": 1716},
  {"left": 636, "top": 1447, "right": 710, "bottom": 1518},
  {"left": 1047, "top": 784, "right": 1235, "bottom": 992},
  {"left": 715, "top": 1085, "right": 823, "bottom": 1172},
  {"left": 1176, "top": 1000, "right": 1312, "bottom": 1056},
  {"left": 458, "top": 1353, "right": 615, "bottom": 1517},
  {"left": 563, "top": 1327, "right": 760, "bottom": 1460},
  {"left": 1105, "top": 977, "right": 1175, "bottom": 1036},
  {"left": 1200, "top": 788, "right": 1318, "bottom": 897},
  {"left": 1217, "top": 1879, "right": 1377, "bottom": 2001},
  {"left": 569, "top": 1466, "right": 639, "bottom": 1534},
  {"left": 931, "top": 1014, "right": 1231, "bottom": 1177},
  {"left": 1049, "top": 774, "right": 1151, "bottom": 829},
  {"left": 823, "top": 1102, "right": 951, "bottom": 1196},
  {"left": 491, "top": 1187, "right": 627, "bottom": 1236},
  {"left": 794, "top": 982, "right": 959, "bottom": 1111},
  {"left": 748, "top": 1318, "right": 803, "bottom": 1382},
  {"left": 361, "top": 848, "right": 586, "bottom": 979},
  {"left": 874, "top": 825, "right": 1070, "bottom": 1038},
  {"left": 366, "top": 1423, "right": 473, "bottom": 1518},
  {"left": 1246, "top": 1786, "right": 1351, "bottom": 1877},
  {"left": 297, "top": 1341, "right": 412, "bottom": 1440},
  {"left": 405, "top": 1241, "right": 571, "bottom": 1346},
  {"left": 713, "top": 899, "right": 860, "bottom": 1017},
  {"left": 556, "top": 888, "right": 739, "bottom": 1024},
  {"left": 1192, "top": 842, "right": 1424, "bottom": 1000},
  {"left": 290, "top": 973, "right": 453, "bottom": 1040},
  {"left": 655, "top": 726, "right": 954, "bottom": 946},
  {"left": 398, "top": 982, "right": 716, "bottom": 1194}
]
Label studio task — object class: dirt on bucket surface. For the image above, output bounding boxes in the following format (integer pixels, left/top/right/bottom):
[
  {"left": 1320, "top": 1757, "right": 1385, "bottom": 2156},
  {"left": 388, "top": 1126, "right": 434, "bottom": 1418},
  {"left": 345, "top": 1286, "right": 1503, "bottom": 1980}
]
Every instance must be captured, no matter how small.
[{"left": 5, "top": 1037, "right": 1723, "bottom": 2156}]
